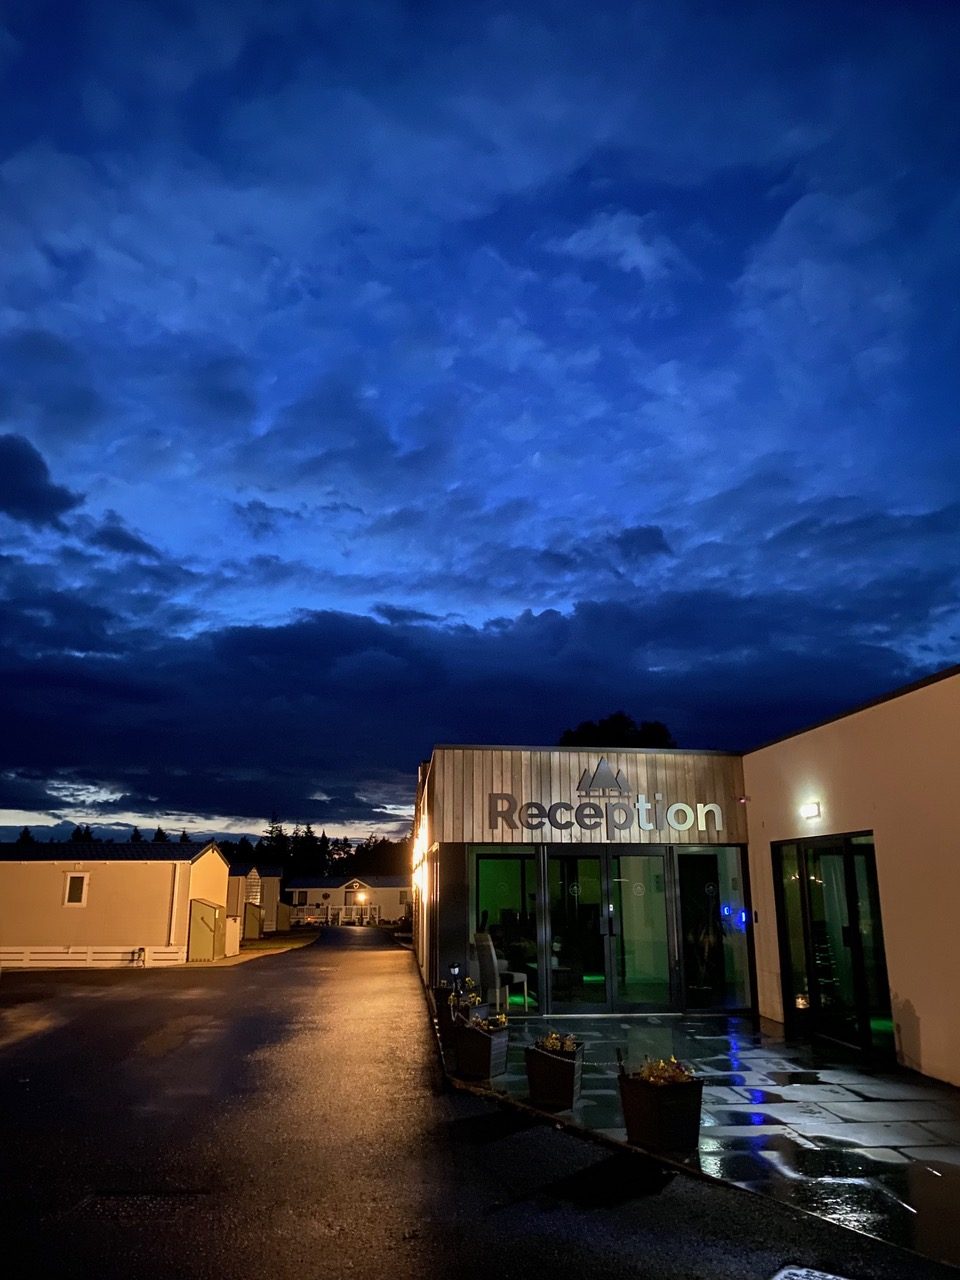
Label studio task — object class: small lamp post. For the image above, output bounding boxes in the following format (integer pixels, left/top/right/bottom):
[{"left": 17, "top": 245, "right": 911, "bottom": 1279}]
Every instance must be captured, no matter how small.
[
  {"left": 356, "top": 890, "right": 367, "bottom": 924},
  {"left": 449, "top": 960, "right": 462, "bottom": 998}
]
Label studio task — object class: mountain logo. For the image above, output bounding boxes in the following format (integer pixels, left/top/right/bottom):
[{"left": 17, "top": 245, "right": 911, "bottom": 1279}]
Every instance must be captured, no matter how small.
[{"left": 576, "top": 758, "right": 630, "bottom": 795}]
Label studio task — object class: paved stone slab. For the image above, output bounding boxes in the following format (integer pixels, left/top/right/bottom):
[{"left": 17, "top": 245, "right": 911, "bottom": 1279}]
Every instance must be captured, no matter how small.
[{"left": 821, "top": 1101, "right": 958, "bottom": 1122}]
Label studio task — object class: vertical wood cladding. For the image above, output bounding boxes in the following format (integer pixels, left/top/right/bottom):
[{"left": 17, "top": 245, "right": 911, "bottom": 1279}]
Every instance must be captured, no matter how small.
[{"left": 428, "top": 747, "right": 746, "bottom": 845}]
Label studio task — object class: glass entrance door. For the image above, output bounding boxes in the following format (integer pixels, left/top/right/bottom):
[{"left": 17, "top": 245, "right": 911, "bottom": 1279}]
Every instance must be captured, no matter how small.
[
  {"left": 546, "top": 848, "right": 673, "bottom": 1011},
  {"left": 774, "top": 834, "right": 893, "bottom": 1056},
  {"left": 805, "top": 846, "right": 860, "bottom": 1047},
  {"left": 547, "top": 853, "right": 609, "bottom": 1009},
  {"left": 611, "top": 853, "right": 672, "bottom": 1006}
]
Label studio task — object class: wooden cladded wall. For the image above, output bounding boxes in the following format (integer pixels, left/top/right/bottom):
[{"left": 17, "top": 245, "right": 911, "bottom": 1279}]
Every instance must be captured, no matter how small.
[{"left": 425, "top": 746, "right": 747, "bottom": 845}]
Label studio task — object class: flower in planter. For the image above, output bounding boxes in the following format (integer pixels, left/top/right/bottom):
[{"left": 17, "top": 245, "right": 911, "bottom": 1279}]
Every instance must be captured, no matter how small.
[
  {"left": 468, "top": 1012, "right": 508, "bottom": 1032},
  {"left": 448, "top": 976, "right": 481, "bottom": 1006},
  {"left": 534, "top": 1030, "right": 579, "bottom": 1055},
  {"left": 630, "top": 1055, "right": 695, "bottom": 1085}
]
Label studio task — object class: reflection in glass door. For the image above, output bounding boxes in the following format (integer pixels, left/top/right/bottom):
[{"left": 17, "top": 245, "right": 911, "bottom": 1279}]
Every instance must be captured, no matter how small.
[
  {"left": 547, "top": 849, "right": 674, "bottom": 1011},
  {"left": 547, "top": 854, "right": 608, "bottom": 1009},
  {"left": 774, "top": 834, "right": 893, "bottom": 1056},
  {"left": 805, "top": 847, "right": 860, "bottom": 1047},
  {"left": 676, "top": 846, "right": 751, "bottom": 1009},
  {"left": 611, "top": 854, "right": 671, "bottom": 1006}
]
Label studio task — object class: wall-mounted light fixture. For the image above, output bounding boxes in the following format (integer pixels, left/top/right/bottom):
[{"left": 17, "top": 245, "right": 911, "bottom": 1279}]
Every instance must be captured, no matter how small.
[{"left": 799, "top": 801, "right": 821, "bottom": 820}]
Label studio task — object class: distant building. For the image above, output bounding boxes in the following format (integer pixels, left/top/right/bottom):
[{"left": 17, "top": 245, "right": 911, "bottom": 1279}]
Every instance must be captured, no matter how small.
[
  {"left": 285, "top": 874, "right": 411, "bottom": 926},
  {"left": 227, "top": 862, "right": 285, "bottom": 937},
  {"left": 413, "top": 664, "right": 960, "bottom": 1088},
  {"left": 0, "top": 841, "right": 229, "bottom": 968}
]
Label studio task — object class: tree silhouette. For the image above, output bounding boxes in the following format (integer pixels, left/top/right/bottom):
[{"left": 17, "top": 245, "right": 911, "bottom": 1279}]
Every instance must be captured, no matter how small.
[
  {"left": 152, "top": 826, "right": 169, "bottom": 843},
  {"left": 16, "top": 826, "right": 35, "bottom": 845},
  {"left": 130, "top": 826, "right": 144, "bottom": 843},
  {"left": 559, "top": 711, "right": 676, "bottom": 749},
  {"left": 260, "top": 814, "right": 290, "bottom": 858},
  {"left": 179, "top": 830, "right": 191, "bottom": 843}
]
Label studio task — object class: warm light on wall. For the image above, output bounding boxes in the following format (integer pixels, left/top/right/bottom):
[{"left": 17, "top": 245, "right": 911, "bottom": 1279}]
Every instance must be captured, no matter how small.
[
  {"left": 799, "top": 801, "right": 821, "bottom": 820},
  {"left": 411, "top": 811, "right": 429, "bottom": 899}
]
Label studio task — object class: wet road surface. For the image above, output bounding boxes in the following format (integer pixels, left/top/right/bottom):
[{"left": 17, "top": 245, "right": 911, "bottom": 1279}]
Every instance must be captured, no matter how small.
[
  {"left": 1, "top": 929, "right": 956, "bottom": 1279},
  {"left": 495, "top": 1013, "right": 960, "bottom": 1267}
]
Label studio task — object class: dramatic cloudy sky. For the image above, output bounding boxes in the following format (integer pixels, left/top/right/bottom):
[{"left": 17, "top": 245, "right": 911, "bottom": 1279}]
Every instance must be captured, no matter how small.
[{"left": 1, "top": 0, "right": 958, "bottom": 840}]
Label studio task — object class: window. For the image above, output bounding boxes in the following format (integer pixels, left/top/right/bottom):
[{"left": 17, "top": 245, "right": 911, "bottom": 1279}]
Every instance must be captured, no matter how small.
[
  {"left": 63, "top": 873, "right": 89, "bottom": 907},
  {"left": 296, "top": 890, "right": 307, "bottom": 905},
  {"left": 399, "top": 890, "right": 411, "bottom": 904}
]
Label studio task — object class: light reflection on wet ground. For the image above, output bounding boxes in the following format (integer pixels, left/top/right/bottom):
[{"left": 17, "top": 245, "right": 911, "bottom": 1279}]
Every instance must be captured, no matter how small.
[{"left": 495, "top": 1015, "right": 960, "bottom": 1269}]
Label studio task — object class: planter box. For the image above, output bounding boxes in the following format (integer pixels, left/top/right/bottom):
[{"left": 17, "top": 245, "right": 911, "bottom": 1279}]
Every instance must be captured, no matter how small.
[
  {"left": 618, "top": 1076, "right": 703, "bottom": 1157},
  {"left": 524, "top": 1043, "right": 584, "bottom": 1110},
  {"left": 454, "top": 1022, "right": 509, "bottom": 1080}
]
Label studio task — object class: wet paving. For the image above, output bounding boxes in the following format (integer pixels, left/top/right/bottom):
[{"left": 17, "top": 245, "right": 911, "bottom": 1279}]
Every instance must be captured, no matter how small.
[{"left": 489, "top": 1014, "right": 960, "bottom": 1270}]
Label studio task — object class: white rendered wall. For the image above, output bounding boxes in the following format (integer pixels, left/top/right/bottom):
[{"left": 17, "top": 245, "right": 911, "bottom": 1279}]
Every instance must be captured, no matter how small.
[{"left": 744, "top": 671, "right": 960, "bottom": 1086}]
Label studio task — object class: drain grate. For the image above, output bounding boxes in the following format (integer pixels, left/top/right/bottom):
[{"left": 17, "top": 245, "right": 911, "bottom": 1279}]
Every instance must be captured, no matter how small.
[
  {"left": 64, "top": 1187, "right": 209, "bottom": 1221},
  {"left": 770, "top": 1269, "right": 852, "bottom": 1280}
]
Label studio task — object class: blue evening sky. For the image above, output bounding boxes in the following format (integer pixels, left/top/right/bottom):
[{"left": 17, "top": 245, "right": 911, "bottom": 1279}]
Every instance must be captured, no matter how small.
[{"left": 1, "top": 0, "right": 958, "bottom": 838}]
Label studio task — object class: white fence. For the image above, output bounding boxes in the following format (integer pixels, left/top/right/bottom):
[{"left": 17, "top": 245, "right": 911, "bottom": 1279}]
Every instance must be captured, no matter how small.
[
  {"left": 0, "top": 945, "right": 186, "bottom": 969},
  {"left": 290, "top": 905, "right": 379, "bottom": 925}
]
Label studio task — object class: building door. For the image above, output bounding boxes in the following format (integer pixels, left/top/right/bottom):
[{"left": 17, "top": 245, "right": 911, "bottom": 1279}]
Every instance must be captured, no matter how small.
[
  {"left": 774, "top": 834, "right": 893, "bottom": 1056},
  {"left": 546, "top": 848, "right": 674, "bottom": 1011}
]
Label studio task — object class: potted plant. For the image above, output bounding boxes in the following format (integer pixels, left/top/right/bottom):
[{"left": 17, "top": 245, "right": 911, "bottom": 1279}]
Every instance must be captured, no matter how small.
[
  {"left": 434, "top": 978, "right": 489, "bottom": 1044},
  {"left": 454, "top": 1012, "right": 509, "bottom": 1080},
  {"left": 616, "top": 1051, "right": 703, "bottom": 1158},
  {"left": 524, "top": 1030, "right": 584, "bottom": 1110}
]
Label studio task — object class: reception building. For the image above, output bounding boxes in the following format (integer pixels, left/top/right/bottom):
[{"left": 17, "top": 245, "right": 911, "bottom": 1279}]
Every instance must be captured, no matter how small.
[{"left": 412, "top": 664, "right": 960, "bottom": 1087}]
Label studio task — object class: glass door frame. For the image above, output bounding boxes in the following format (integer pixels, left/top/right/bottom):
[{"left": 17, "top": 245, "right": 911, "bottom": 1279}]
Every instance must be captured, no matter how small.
[
  {"left": 772, "top": 832, "right": 891, "bottom": 1056},
  {"left": 541, "top": 844, "right": 619, "bottom": 1013},
  {"left": 471, "top": 842, "right": 756, "bottom": 1017},
  {"left": 541, "top": 843, "right": 754, "bottom": 1015},
  {"left": 672, "top": 843, "right": 759, "bottom": 1019}
]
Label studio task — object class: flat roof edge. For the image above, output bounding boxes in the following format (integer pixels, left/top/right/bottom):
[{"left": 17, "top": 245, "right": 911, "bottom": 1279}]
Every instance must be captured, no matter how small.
[{"left": 430, "top": 744, "right": 740, "bottom": 757}]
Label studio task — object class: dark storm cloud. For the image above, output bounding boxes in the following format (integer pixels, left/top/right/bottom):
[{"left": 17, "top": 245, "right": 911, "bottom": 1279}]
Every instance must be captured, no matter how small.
[
  {"left": 0, "top": 434, "right": 82, "bottom": 526},
  {"left": 235, "top": 378, "right": 451, "bottom": 502},
  {"left": 0, "top": 771, "right": 61, "bottom": 812},
  {"left": 373, "top": 604, "right": 442, "bottom": 625},
  {"left": 609, "top": 525, "right": 673, "bottom": 561},
  {"left": 0, "top": 571, "right": 938, "bottom": 828},
  {"left": 184, "top": 355, "right": 257, "bottom": 424},
  {"left": 0, "top": 330, "right": 104, "bottom": 442},
  {"left": 234, "top": 499, "right": 305, "bottom": 539},
  {"left": 87, "top": 513, "right": 163, "bottom": 559}
]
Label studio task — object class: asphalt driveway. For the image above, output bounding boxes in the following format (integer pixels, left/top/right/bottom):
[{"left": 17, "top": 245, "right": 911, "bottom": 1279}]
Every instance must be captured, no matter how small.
[{"left": 0, "top": 930, "right": 955, "bottom": 1280}]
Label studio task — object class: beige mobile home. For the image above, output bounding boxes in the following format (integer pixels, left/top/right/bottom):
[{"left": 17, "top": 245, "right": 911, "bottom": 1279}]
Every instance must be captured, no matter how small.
[
  {"left": 286, "top": 875, "right": 411, "bottom": 926},
  {"left": 226, "top": 862, "right": 283, "bottom": 936},
  {"left": 0, "top": 841, "right": 229, "bottom": 968}
]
